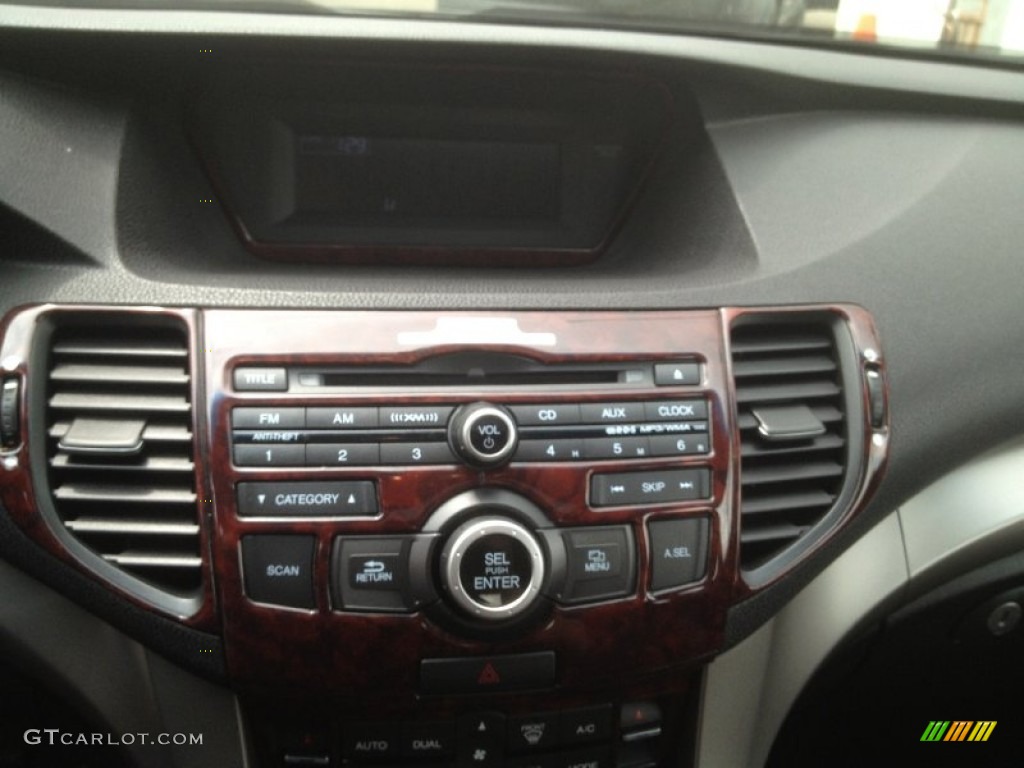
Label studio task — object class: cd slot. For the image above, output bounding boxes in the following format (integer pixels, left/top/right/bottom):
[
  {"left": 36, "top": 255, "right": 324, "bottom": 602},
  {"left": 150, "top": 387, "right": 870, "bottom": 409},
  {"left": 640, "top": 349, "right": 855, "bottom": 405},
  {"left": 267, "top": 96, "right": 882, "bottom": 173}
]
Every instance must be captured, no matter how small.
[{"left": 307, "top": 369, "right": 624, "bottom": 388}]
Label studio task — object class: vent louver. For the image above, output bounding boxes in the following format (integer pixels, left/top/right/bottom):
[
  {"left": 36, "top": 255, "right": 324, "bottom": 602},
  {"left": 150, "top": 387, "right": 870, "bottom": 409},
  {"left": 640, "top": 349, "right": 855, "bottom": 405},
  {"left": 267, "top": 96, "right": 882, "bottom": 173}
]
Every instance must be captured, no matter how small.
[
  {"left": 731, "top": 319, "right": 848, "bottom": 571},
  {"left": 45, "top": 320, "right": 201, "bottom": 595}
]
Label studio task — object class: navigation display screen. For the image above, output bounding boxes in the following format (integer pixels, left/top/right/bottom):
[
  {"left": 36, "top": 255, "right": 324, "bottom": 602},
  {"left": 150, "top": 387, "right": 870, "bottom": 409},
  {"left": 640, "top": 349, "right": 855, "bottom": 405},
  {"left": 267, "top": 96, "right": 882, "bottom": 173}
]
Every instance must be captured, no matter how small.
[{"left": 294, "top": 135, "right": 561, "bottom": 223}]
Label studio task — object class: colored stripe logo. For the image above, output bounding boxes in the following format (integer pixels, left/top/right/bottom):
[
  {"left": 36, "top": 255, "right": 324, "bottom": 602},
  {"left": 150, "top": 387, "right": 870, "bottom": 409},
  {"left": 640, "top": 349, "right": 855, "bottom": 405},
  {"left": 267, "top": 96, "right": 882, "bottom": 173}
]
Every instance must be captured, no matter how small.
[{"left": 920, "top": 721, "right": 996, "bottom": 742}]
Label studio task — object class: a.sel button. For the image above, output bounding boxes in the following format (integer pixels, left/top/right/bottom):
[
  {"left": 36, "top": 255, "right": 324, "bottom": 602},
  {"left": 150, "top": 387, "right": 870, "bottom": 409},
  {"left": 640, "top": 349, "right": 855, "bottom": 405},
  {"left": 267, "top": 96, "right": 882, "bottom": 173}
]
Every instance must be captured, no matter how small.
[
  {"left": 237, "top": 481, "right": 378, "bottom": 516},
  {"left": 590, "top": 469, "right": 709, "bottom": 507},
  {"left": 241, "top": 535, "right": 315, "bottom": 609},
  {"left": 648, "top": 517, "right": 710, "bottom": 591}
]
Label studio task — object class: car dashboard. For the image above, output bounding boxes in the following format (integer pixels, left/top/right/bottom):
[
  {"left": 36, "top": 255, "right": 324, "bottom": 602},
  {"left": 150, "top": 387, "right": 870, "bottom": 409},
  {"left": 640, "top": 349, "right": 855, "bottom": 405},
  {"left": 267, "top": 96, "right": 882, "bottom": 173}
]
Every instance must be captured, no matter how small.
[{"left": 1, "top": 6, "right": 1023, "bottom": 768}]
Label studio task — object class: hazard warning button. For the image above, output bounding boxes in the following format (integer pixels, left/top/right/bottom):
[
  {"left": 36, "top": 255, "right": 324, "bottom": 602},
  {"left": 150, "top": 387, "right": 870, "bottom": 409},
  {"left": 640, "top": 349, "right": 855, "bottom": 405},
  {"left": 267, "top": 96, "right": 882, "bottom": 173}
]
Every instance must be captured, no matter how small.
[{"left": 419, "top": 652, "right": 555, "bottom": 694}]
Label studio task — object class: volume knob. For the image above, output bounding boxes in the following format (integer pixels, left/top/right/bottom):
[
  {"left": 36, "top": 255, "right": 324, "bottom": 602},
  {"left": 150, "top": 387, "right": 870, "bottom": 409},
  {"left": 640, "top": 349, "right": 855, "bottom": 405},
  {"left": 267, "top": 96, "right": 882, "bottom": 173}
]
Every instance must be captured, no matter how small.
[{"left": 448, "top": 402, "right": 518, "bottom": 468}]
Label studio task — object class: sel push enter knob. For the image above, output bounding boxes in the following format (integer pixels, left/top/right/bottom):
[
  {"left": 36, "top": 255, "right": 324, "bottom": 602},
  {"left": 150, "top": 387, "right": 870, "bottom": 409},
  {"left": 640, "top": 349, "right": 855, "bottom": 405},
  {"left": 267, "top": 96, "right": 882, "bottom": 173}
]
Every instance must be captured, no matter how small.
[
  {"left": 448, "top": 402, "right": 518, "bottom": 468},
  {"left": 440, "top": 516, "right": 546, "bottom": 621}
]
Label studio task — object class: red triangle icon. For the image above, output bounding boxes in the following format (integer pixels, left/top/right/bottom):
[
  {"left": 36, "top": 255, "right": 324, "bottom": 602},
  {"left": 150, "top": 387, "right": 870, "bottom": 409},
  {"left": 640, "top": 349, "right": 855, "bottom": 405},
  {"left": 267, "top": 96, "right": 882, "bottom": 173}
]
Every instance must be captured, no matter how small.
[{"left": 477, "top": 662, "right": 501, "bottom": 685}]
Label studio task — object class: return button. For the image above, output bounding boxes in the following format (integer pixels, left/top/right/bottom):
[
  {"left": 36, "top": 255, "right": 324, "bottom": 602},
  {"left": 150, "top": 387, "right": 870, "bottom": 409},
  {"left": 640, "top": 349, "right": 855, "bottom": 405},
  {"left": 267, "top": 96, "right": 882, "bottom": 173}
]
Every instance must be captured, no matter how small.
[{"left": 237, "top": 481, "right": 378, "bottom": 517}]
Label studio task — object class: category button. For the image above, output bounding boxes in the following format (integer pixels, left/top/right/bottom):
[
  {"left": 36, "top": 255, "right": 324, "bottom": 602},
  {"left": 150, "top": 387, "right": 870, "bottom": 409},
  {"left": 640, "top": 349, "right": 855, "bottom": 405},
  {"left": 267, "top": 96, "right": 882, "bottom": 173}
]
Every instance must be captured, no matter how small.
[
  {"left": 237, "top": 481, "right": 378, "bottom": 517},
  {"left": 232, "top": 407, "right": 305, "bottom": 429}
]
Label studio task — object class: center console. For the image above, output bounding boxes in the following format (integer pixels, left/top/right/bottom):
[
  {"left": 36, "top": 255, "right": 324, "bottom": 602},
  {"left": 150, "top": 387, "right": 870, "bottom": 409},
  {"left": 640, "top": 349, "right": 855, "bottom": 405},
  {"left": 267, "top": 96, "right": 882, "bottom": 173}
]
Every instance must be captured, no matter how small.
[{"left": 0, "top": 305, "right": 888, "bottom": 768}]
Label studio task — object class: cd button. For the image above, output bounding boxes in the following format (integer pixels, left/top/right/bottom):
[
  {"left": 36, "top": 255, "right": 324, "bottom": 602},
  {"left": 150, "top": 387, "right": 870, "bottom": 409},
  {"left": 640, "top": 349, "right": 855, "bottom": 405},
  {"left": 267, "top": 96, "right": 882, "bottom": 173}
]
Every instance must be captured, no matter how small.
[{"left": 509, "top": 404, "right": 581, "bottom": 426}]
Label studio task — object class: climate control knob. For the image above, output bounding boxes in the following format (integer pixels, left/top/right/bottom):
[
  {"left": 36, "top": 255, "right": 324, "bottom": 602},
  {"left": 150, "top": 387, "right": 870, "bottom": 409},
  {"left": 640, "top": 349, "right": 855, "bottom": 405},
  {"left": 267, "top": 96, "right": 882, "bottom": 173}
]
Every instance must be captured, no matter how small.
[
  {"left": 440, "top": 516, "right": 545, "bottom": 621},
  {"left": 448, "top": 402, "right": 518, "bottom": 467}
]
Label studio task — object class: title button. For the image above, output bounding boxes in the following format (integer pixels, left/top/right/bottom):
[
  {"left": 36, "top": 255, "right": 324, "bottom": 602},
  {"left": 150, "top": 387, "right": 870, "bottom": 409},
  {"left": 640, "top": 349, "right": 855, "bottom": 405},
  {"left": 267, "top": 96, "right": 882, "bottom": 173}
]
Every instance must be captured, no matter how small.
[{"left": 233, "top": 367, "right": 288, "bottom": 392}]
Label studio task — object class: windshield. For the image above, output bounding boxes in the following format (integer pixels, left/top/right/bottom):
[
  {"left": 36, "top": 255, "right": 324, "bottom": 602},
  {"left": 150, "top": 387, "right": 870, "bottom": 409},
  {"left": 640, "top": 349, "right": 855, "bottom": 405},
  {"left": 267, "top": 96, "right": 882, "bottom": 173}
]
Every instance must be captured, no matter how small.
[{"left": 6, "top": 0, "right": 1024, "bottom": 62}]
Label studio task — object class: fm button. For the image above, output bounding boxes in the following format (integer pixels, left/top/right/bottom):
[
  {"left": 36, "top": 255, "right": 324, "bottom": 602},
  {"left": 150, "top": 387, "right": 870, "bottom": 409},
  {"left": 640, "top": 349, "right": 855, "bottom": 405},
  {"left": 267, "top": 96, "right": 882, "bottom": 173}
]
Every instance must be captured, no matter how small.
[{"left": 449, "top": 403, "right": 518, "bottom": 468}]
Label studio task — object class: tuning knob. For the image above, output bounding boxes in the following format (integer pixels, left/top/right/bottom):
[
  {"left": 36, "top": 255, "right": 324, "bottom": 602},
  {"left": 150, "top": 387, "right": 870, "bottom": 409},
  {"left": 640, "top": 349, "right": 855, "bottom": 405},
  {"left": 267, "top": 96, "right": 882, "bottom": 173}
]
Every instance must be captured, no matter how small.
[{"left": 448, "top": 402, "right": 518, "bottom": 468}]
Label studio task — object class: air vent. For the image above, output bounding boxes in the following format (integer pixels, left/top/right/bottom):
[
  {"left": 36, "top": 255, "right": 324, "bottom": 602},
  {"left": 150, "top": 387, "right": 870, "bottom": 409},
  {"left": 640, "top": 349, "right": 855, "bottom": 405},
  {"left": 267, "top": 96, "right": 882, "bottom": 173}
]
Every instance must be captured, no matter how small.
[
  {"left": 45, "top": 320, "right": 201, "bottom": 595},
  {"left": 731, "top": 319, "right": 848, "bottom": 571}
]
